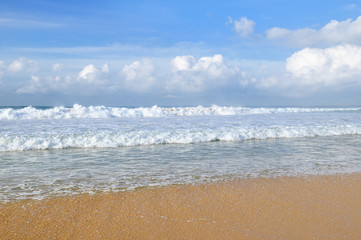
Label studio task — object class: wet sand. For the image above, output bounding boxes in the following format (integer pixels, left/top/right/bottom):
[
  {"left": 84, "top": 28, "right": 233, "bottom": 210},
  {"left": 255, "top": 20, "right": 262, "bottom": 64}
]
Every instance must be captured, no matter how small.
[{"left": 1, "top": 174, "right": 361, "bottom": 239}]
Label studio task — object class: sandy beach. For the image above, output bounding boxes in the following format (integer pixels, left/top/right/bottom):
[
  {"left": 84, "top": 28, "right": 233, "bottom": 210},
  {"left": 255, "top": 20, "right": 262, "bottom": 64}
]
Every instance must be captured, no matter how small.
[{"left": 1, "top": 174, "right": 361, "bottom": 239}]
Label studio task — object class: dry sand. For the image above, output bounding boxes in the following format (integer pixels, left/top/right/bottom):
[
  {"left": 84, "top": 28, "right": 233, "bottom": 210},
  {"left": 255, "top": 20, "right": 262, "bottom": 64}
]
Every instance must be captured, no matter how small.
[{"left": 1, "top": 174, "right": 361, "bottom": 239}]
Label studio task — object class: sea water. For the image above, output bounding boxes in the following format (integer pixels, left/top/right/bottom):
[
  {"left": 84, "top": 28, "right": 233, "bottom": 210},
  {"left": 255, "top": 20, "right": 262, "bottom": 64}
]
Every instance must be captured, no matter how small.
[{"left": 0, "top": 105, "right": 360, "bottom": 201}]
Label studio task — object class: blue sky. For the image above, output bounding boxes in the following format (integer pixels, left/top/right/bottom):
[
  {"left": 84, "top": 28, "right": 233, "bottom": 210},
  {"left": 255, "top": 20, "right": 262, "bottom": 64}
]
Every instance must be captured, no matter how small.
[{"left": 1, "top": 0, "right": 361, "bottom": 106}]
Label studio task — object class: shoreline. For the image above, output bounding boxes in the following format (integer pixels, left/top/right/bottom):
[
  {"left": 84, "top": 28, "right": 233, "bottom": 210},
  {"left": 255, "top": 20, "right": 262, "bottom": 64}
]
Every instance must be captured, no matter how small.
[{"left": 1, "top": 173, "right": 361, "bottom": 239}]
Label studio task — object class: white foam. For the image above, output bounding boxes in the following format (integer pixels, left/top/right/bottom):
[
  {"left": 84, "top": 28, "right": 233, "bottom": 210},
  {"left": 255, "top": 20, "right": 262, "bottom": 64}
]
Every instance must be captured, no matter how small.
[
  {"left": 0, "top": 124, "right": 360, "bottom": 152},
  {"left": 1, "top": 105, "right": 360, "bottom": 152},
  {"left": 0, "top": 104, "right": 360, "bottom": 120}
]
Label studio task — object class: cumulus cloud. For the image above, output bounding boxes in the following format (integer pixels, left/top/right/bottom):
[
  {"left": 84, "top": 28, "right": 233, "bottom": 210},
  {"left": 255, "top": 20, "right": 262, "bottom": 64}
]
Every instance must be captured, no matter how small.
[
  {"left": 15, "top": 62, "right": 112, "bottom": 95},
  {"left": 122, "top": 59, "right": 155, "bottom": 92},
  {"left": 286, "top": 44, "right": 361, "bottom": 87},
  {"left": 168, "top": 54, "right": 238, "bottom": 92},
  {"left": 8, "top": 60, "right": 22, "bottom": 72},
  {"left": 10, "top": 47, "right": 361, "bottom": 100},
  {"left": 78, "top": 64, "right": 98, "bottom": 82},
  {"left": 267, "top": 16, "right": 361, "bottom": 47},
  {"left": 12, "top": 56, "right": 243, "bottom": 95},
  {"left": 7, "top": 57, "right": 38, "bottom": 73},
  {"left": 78, "top": 63, "right": 109, "bottom": 84},
  {"left": 228, "top": 17, "right": 255, "bottom": 38},
  {"left": 252, "top": 44, "right": 361, "bottom": 96},
  {"left": 227, "top": 44, "right": 361, "bottom": 97}
]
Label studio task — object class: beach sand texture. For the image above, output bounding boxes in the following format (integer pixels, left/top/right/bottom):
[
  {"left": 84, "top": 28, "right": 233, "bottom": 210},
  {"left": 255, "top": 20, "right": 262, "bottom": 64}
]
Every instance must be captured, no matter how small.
[{"left": 1, "top": 174, "right": 361, "bottom": 239}]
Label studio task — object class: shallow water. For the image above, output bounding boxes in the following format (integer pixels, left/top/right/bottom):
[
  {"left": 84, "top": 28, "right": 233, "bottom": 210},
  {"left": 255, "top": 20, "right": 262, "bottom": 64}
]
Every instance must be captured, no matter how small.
[{"left": 1, "top": 135, "right": 360, "bottom": 201}]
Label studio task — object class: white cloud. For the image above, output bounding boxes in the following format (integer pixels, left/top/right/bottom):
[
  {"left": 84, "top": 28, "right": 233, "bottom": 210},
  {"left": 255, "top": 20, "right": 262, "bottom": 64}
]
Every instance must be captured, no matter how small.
[
  {"left": 225, "top": 45, "right": 361, "bottom": 96},
  {"left": 267, "top": 16, "right": 361, "bottom": 47},
  {"left": 172, "top": 55, "right": 194, "bottom": 71},
  {"left": 168, "top": 54, "right": 238, "bottom": 92},
  {"left": 253, "top": 44, "right": 361, "bottom": 95},
  {"left": 11, "top": 56, "right": 242, "bottom": 95},
  {"left": 8, "top": 60, "right": 23, "bottom": 72},
  {"left": 172, "top": 54, "right": 226, "bottom": 73},
  {"left": 17, "top": 62, "right": 112, "bottom": 95},
  {"left": 228, "top": 17, "right": 255, "bottom": 38},
  {"left": 9, "top": 47, "right": 361, "bottom": 100},
  {"left": 8, "top": 57, "right": 38, "bottom": 73},
  {"left": 266, "top": 27, "right": 292, "bottom": 39},
  {"left": 17, "top": 73, "right": 91, "bottom": 95},
  {"left": 122, "top": 59, "right": 155, "bottom": 92},
  {"left": 77, "top": 64, "right": 109, "bottom": 84},
  {"left": 52, "top": 63, "right": 63, "bottom": 71},
  {"left": 286, "top": 44, "right": 361, "bottom": 87},
  {"left": 78, "top": 64, "right": 98, "bottom": 82}
]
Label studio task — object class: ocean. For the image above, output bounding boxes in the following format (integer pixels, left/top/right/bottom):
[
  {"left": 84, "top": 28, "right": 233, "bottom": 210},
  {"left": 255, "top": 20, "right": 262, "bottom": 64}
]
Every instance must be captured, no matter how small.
[{"left": 0, "top": 105, "right": 360, "bottom": 202}]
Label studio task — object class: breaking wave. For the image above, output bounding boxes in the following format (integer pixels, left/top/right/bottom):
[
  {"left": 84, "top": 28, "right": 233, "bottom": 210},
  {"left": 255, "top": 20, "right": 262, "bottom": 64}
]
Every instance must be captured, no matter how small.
[
  {"left": 0, "top": 104, "right": 360, "bottom": 120},
  {"left": 1, "top": 124, "right": 360, "bottom": 152}
]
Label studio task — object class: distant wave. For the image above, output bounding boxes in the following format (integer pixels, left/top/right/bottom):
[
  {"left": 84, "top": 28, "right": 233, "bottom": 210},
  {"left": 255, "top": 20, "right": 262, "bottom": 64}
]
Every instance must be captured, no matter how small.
[{"left": 0, "top": 104, "right": 360, "bottom": 120}]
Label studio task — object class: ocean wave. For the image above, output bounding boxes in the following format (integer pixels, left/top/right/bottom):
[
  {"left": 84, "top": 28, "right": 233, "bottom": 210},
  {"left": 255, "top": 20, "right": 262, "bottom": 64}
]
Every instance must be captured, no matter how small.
[
  {"left": 0, "top": 104, "right": 360, "bottom": 120},
  {"left": 1, "top": 125, "right": 360, "bottom": 151}
]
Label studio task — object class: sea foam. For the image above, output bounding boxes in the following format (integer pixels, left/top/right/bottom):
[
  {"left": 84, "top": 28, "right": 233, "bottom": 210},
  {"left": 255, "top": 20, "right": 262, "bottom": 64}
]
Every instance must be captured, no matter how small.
[
  {"left": 0, "top": 119, "right": 360, "bottom": 151},
  {"left": 0, "top": 105, "right": 360, "bottom": 152},
  {"left": 0, "top": 104, "right": 360, "bottom": 120}
]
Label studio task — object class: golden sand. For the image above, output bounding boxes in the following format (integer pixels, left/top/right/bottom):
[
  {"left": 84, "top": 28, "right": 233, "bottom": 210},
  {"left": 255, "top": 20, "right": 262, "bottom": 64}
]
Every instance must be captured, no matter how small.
[{"left": 1, "top": 174, "right": 361, "bottom": 239}]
